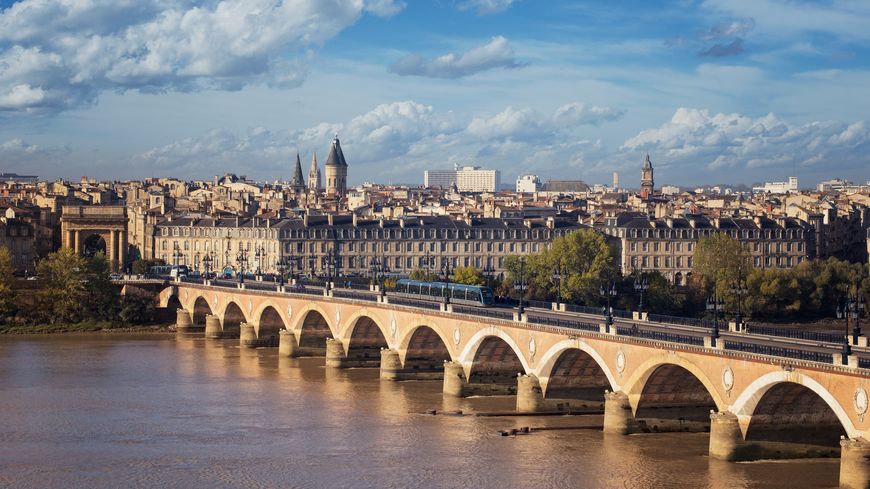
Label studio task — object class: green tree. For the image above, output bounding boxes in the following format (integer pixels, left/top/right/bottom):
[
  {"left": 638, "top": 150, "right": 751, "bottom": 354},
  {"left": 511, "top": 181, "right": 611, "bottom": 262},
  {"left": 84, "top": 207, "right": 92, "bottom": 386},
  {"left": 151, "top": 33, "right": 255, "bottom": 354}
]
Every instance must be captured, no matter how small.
[
  {"left": 528, "top": 229, "right": 614, "bottom": 304},
  {"left": 119, "top": 293, "right": 155, "bottom": 324},
  {"left": 452, "top": 265, "right": 486, "bottom": 286},
  {"left": 693, "top": 233, "right": 748, "bottom": 298},
  {"left": 409, "top": 269, "right": 438, "bottom": 281},
  {"left": 84, "top": 252, "right": 119, "bottom": 320},
  {"left": 35, "top": 248, "right": 89, "bottom": 323},
  {"left": 0, "top": 247, "right": 15, "bottom": 320}
]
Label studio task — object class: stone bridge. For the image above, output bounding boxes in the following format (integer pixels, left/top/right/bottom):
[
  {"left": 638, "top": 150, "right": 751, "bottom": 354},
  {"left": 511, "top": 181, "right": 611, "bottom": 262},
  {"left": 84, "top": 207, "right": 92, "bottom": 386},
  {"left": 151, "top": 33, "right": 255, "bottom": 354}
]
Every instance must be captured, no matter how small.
[{"left": 159, "top": 282, "right": 870, "bottom": 488}]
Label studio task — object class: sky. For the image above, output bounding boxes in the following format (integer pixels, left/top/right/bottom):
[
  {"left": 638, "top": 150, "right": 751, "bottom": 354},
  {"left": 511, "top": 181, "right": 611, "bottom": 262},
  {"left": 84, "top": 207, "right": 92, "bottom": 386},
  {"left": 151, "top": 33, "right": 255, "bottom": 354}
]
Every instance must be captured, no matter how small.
[{"left": 1, "top": 0, "right": 869, "bottom": 188}]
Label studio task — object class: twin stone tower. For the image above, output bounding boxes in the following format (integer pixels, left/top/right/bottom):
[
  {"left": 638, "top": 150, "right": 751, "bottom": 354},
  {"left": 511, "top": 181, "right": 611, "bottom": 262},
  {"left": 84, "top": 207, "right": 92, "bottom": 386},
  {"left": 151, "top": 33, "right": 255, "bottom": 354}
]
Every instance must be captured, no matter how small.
[{"left": 289, "top": 134, "right": 348, "bottom": 199}]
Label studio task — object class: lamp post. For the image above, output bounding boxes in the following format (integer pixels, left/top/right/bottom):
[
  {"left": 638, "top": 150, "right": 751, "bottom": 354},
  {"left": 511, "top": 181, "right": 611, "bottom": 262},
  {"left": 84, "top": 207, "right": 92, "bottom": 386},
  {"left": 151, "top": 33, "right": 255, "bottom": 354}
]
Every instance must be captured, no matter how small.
[
  {"left": 634, "top": 271, "right": 649, "bottom": 314},
  {"left": 730, "top": 269, "right": 749, "bottom": 328},
  {"left": 254, "top": 245, "right": 264, "bottom": 279},
  {"left": 483, "top": 257, "right": 495, "bottom": 290},
  {"left": 600, "top": 275, "right": 618, "bottom": 333},
  {"left": 194, "top": 251, "right": 200, "bottom": 274},
  {"left": 838, "top": 294, "right": 866, "bottom": 364},
  {"left": 514, "top": 257, "right": 527, "bottom": 316},
  {"left": 237, "top": 247, "right": 248, "bottom": 284},
  {"left": 172, "top": 242, "right": 181, "bottom": 268},
  {"left": 706, "top": 293, "right": 724, "bottom": 348},
  {"left": 276, "top": 256, "right": 288, "bottom": 288},
  {"left": 202, "top": 251, "right": 213, "bottom": 284},
  {"left": 552, "top": 259, "right": 563, "bottom": 309},
  {"left": 441, "top": 257, "right": 452, "bottom": 305}
]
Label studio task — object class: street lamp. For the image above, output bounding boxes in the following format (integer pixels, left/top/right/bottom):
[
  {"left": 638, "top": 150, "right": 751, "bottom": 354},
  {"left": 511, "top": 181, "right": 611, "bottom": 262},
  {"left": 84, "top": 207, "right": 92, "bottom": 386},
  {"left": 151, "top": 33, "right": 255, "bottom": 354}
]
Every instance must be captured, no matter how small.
[
  {"left": 634, "top": 271, "right": 649, "bottom": 314},
  {"left": 838, "top": 294, "right": 866, "bottom": 365},
  {"left": 237, "top": 247, "right": 248, "bottom": 284},
  {"left": 194, "top": 251, "right": 200, "bottom": 273},
  {"left": 483, "top": 257, "right": 495, "bottom": 289},
  {"left": 172, "top": 242, "right": 182, "bottom": 267},
  {"left": 276, "top": 256, "right": 288, "bottom": 287},
  {"left": 600, "top": 275, "right": 618, "bottom": 333},
  {"left": 441, "top": 257, "right": 452, "bottom": 305},
  {"left": 552, "top": 259, "right": 563, "bottom": 309},
  {"left": 514, "top": 257, "right": 527, "bottom": 316},
  {"left": 202, "top": 251, "right": 213, "bottom": 283},
  {"left": 729, "top": 269, "right": 749, "bottom": 328},
  {"left": 706, "top": 293, "right": 724, "bottom": 348},
  {"left": 254, "top": 245, "right": 265, "bottom": 278}
]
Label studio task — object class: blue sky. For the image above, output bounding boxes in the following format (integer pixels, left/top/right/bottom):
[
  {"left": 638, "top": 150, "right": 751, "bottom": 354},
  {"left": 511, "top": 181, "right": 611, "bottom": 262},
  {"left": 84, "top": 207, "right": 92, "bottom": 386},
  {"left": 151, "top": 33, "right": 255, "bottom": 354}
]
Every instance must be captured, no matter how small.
[{"left": 0, "top": 0, "right": 868, "bottom": 187}]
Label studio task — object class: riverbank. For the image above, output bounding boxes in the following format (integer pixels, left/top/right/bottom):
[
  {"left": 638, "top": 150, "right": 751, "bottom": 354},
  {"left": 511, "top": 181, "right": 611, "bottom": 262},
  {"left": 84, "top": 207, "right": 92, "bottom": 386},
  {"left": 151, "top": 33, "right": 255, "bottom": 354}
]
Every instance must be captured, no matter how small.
[{"left": 0, "top": 321, "right": 174, "bottom": 335}]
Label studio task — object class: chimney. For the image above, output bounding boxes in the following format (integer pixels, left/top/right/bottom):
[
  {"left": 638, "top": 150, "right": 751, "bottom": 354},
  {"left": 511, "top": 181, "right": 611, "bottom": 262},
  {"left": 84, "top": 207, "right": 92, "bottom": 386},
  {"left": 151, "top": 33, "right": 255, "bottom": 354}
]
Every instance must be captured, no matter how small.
[
  {"left": 379, "top": 218, "right": 385, "bottom": 228},
  {"left": 546, "top": 216, "right": 555, "bottom": 229},
  {"left": 352, "top": 213, "right": 358, "bottom": 227},
  {"left": 303, "top": 213, "right": 309, "bottom": 227},
  {"left": 327, "top": 214, "right": 334, "bottom": 226}
]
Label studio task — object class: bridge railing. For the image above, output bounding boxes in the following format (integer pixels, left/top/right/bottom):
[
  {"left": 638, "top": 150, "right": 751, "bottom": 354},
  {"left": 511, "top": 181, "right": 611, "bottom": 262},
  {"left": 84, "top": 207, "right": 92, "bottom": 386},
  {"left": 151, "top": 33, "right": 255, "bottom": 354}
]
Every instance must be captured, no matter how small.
[
  {"left": 724, "top": 340, "right": 835, "bottom": 364},
  {"left": 744, "top": 325, "right": 844, "bottom": 344},
  {"left": 616, "top": 325, "right": 706, "bottom": 347},
  {"left": 526, "top": 314, "right": 599, "bottom": 333},
  {"left": 453, "top": 305, "right": 514, "bottom": 321},
  {"left": 388, "top": 297, "right": 442, "bottom": 311},
  {"left": 647, "top": 313, "right": 713, "bottom": 329},
  {"left": 332, "top": 290, "right": 377, "bottom": 302}
]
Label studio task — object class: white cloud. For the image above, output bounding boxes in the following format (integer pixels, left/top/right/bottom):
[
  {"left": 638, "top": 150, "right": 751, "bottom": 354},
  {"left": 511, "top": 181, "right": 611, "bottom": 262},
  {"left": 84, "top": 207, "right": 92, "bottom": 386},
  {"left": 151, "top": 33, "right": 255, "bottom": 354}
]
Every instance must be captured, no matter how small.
[
  {"left": 390, "top": 36, "right": 523, "bottom": 79},
  {"left": 701, "top": 0, "right": 870, "bottom": 41},
  {"left": 133, "top": 99, "right": 623, "bottom": 181},
  {"left": 621, "top": 108, "right": 870, "bottom": 180},
  {"left": 0, "top": 0, "right": 392, "bottom": 114},
  {"left": 458, "top": 0, "right": 516, "bottom": 15}
]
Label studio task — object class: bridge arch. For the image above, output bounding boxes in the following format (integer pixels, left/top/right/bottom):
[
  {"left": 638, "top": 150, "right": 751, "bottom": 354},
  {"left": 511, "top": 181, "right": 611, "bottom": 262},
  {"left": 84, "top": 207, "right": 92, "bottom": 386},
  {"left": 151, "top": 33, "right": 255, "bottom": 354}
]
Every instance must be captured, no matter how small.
[
  {"left": 221, "top": 301, "right": 247, "bottom": 335},
  {"left": 293, "top": 306, "right": 335, "bottom": 352},
  {"left": 536, "top": 340, "right": 617, "bottom": 402},
  {"left": 345, "top": 315, "right": 390, "bottom": 351},
  {"left": 398, "top": 325, "right": 455, "bottom": 367},
  {"left": 623, "top": 354, "right": 725, "bottom": 412},
  {"left": 191, "top": 296, "right": 213, "bottom": 325},
  {"left": 255, "top": 305, "right": 287, "bottom": 343},
  {"left": 460, "top": 330, "right": 529, "bottom": 390},
  {"left": 731, "top": 371, "right": 857, "bottom": 440}
]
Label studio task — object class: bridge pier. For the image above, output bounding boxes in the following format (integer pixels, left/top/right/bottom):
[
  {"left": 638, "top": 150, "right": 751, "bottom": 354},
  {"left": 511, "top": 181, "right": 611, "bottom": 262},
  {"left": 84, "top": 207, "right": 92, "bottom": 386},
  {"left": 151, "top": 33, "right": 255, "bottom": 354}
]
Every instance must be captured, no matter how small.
[
  {"left": 516, "top": 374, "right": 545, "bottom": 412},
  {"left": 278, "top": 330, "right": 299, "bottom": 357},
  {"left": 204, "top": 315, "right": 224, "bottom": 339},
  {"left": 239, "top": 323, "right": 258, "bottom": 348},
  {"left": 175, "top": 309, "right": 202, "bottom": 334},
  {"left": 840, "top": 438, "right": 870, "bottom": 489},
  {"left": 443, "top": 361, "right": 469, "bottom": 397},
  {"left": 380, "top": 349, "right": 402, "bottom": 380},
  {"left": 603, "top": 391, "right": 637, "bottom": 434},
  {"left": 709, "top": 412, "right": 748, "bottom": 461},
  {"left": 325, "top": 338, "right": 347, "bottom": 368}
]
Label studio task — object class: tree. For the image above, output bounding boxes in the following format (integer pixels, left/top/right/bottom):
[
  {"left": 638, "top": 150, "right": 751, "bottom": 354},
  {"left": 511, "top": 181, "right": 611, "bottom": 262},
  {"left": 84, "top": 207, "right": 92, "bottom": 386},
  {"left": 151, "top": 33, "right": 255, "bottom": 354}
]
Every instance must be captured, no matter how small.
[
  {"left": 528, "top": 229, "right": 615, "bottom": 304},
  {"left": 693, "top": 233, "right": 748, "bottom": 299},
  {"left": 35, "top": 248, "right": 89, "bottom": 323},
  {"left": 409, "top": 269, "right": 438, "bottom": 281},
  {"left": 84, "top": 252, "right": 119, "bottom": 320},
  {"left": 119, "top": 293, "right": 155, "bottom": 324},
  {"left": 452, "top": 266, "right": 485, "bottom": 286},
  {"left": 0, "top": 247, "right": 15, "bottom": 320}
]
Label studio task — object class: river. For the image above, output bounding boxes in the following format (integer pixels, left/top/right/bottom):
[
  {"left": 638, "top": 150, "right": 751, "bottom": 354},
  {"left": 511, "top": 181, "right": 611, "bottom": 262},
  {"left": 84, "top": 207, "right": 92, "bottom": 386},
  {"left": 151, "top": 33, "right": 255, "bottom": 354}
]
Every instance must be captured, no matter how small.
[{"left": 0, "top": 334, "right": 840, "bottom": 488}]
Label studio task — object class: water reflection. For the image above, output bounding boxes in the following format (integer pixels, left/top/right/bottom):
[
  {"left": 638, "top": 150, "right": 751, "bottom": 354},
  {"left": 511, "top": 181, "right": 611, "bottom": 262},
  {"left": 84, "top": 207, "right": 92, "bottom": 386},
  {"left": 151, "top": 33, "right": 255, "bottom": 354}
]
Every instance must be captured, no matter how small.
[{"left": 0, "top": 335, "right": 839, "bottom": 489}]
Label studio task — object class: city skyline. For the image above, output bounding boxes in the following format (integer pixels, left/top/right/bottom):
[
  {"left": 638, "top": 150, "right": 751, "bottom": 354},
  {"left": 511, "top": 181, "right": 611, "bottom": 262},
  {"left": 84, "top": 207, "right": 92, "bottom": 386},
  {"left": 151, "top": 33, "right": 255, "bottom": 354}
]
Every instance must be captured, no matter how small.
[{"left": 1, "top": 1, "right": 869, "bottom": 186}]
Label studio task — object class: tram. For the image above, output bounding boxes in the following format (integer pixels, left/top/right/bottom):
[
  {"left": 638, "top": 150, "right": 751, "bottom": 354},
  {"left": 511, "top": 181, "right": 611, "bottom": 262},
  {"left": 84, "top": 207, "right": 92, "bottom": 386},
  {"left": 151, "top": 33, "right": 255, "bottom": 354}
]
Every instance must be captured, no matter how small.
[{"left": 392, "top": 279, "right": 495, "bottom": 307}]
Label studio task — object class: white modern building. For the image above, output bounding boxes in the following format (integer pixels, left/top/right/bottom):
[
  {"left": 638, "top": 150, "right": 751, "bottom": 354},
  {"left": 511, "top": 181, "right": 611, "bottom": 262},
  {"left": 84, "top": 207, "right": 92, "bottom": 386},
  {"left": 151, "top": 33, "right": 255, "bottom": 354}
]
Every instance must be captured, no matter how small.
[
  {"left": 425, "top": 166, "right": 500, "bottom": 193},
  {"left": 516, "top": 174, "right": 540, "bottom": 193},
  {"left": 753, "top": 177, "right": 798, "bottom": 194}
]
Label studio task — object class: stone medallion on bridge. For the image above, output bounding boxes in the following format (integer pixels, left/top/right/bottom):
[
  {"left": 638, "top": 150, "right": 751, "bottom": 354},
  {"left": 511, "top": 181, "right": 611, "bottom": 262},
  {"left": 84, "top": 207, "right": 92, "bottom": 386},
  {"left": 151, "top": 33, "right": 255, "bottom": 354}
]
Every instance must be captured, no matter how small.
[
  {"left": 248, "top": 299, "right": 253, "bottom": 314},
  {"left": 390, "top": 317, "right": 397, "bottom": 340},
  {"left": 855, "top": 387, "right": 868, "bottom": 419},
  {"left": 722, "top": 366, "right": 735, "bottom": 396},
  {"left": 213, "top": 293, "right": 219, "bottom": 307},
  {"left": 453, "top": 327, "right": 461, "bottom": 347},
  {"left": 616, "top": 351, "right": 626, "bottom": 374},
  {"left": 287, "top": 304, "right": 293, "bottom": 319},
  {"left": 335, "top": 308, "right": 341, "bottom": 326},
  {"left": 528, "top": 336, "right": 537, "bottom": 359}
]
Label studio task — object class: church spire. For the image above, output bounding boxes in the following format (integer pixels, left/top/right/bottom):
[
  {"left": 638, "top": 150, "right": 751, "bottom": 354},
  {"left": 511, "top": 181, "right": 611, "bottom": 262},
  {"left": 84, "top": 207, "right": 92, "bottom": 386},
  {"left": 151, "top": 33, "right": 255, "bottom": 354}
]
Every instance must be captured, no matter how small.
[
  {"left": 290, "top": 152, "right": 305, "bottom": 190},
  {"left": 308, "top": 151, "right": 321, "bottom": 191}
]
